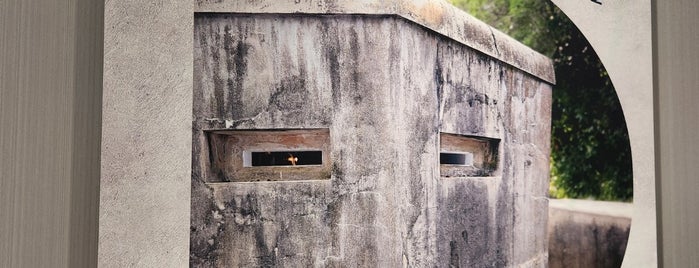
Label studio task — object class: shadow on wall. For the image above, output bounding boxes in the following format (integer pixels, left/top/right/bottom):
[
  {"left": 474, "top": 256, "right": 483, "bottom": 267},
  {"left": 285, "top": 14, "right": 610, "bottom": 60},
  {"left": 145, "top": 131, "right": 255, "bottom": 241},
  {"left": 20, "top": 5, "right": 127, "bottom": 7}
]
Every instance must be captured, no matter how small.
[{"left": 548, "top": 199, "right": 631, "bottom": 268}]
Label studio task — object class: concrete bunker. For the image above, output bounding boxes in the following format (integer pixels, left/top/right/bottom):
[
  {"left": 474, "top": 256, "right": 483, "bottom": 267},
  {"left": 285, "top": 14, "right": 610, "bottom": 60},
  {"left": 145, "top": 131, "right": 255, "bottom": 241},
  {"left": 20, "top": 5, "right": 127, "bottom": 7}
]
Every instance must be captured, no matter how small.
[{"left": 191, "top": 1, "right": 554, "bottom": 267}]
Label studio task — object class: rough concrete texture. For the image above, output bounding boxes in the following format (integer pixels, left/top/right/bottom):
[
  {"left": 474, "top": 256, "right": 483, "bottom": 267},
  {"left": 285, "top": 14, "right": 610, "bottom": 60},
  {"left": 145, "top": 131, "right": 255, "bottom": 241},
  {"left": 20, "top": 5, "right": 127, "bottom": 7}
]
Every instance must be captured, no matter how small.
[
  {"left": 194, "top": 0, "right": 555, "bottom": 85},
  {"left": 191, "top": 14, "right": 552, "bottom": 267},
  {"left": 99, "top": 0, "right": 192, "bottom": 267},
  {"left": 548, "top": 199, "right": 631, "bottom": 268}
]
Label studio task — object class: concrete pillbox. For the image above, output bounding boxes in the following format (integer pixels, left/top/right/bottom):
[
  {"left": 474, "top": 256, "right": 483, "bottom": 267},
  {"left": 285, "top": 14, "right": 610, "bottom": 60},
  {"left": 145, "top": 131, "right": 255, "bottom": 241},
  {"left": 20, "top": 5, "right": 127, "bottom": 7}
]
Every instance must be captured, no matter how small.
[{"left": 190, "top": 2, "right": 553, "bottom": 267}]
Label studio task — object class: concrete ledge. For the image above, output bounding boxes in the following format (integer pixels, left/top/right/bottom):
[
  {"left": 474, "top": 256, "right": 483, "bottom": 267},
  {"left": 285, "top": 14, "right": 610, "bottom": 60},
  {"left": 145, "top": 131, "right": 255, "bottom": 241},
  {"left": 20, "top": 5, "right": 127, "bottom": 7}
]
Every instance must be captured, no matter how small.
[
  {"left": 194, "top": 0, "right": 555, "bottom": 84},
  {"left": 549, "top": 198, "right": 633, "bottom": 219}
]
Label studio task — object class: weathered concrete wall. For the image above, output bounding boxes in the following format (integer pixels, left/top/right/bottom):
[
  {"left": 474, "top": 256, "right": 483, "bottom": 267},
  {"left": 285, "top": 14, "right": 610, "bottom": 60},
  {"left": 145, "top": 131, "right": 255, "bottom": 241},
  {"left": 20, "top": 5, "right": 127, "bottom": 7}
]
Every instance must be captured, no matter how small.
[
  {"left": 193, "top": 0, "right": 555, "bottom": 85},
  {"left": 191, "top": 14, "right": 552, "bottom": 267},
  {"left": 99, "top": 0, "right": 192, "bottom": 267},
  {"left": 548, "top": 199, "right": 631, "bottom": 268}
]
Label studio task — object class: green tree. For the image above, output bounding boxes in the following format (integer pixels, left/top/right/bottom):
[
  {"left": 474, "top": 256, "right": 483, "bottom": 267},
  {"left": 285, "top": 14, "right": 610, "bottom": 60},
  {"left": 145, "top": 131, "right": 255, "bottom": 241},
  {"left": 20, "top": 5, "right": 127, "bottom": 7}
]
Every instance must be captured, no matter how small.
[{"left": 449, "top": 0, "right": 633, "bottom": 201}]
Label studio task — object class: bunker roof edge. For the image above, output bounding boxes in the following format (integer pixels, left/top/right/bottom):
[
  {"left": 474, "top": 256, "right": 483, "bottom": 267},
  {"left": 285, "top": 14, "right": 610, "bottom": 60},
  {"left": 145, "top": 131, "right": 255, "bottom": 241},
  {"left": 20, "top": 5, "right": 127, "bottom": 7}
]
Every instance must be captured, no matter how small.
[{"left": 194, "top": 0, "right": 556, "bottom": 85}]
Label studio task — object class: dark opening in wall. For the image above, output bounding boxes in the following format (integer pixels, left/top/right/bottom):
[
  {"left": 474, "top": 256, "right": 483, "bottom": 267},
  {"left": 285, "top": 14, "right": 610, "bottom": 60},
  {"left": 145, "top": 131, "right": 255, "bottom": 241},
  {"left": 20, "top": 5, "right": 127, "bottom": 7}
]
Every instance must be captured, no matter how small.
[
  {"left": 248, "top": 151, "right": 323, "bottom": 167},
  {"left": 440, "top": 132, "right": 499, "bottom": 177},
  {"left": 440, "top": 152, "right": 474, "bottom": 166},
  {"left": 202, "top": 129, "right": 331, "bottom": 182}
]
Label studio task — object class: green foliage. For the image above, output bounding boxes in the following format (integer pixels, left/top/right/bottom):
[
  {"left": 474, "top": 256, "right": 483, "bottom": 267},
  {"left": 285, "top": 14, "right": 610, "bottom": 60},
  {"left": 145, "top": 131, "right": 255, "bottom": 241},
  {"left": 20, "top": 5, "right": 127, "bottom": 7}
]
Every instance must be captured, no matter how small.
[{"left": 449, "top": 0, "right": 633, "bottom": 201}]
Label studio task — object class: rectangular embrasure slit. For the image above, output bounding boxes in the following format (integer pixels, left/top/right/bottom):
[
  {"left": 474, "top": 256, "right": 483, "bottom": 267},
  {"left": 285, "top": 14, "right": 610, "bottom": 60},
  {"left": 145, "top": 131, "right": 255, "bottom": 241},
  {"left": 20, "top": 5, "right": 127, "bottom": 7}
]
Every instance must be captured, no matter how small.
[
  {"left": 440, "top": 152, "right": 474, "bottom": 166},
  {"left": 439, "top": 132, "right": 499, "bottom": 177},
  {"left": 247, "top": 151, "right": 323, "bottom": 167},
  {"left": 203, "top": 128, "right": 331, "bottom": 182}
]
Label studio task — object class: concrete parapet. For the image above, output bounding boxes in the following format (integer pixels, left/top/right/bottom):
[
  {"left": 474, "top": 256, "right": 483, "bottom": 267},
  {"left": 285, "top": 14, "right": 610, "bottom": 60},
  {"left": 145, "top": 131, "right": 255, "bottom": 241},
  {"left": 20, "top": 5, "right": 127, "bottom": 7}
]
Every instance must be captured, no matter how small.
[{"left": 548, "top": 199, "right": 631, "bottom": 268}]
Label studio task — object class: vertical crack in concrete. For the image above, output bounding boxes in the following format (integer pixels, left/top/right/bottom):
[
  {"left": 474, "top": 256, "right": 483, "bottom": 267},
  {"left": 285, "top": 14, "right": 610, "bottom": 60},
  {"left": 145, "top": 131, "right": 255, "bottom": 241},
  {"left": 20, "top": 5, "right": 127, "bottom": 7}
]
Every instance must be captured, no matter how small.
[
  {"left": 489, "top": 27, "right": 501, "bottom": 56},
  {"left": 435, "top": 46, "right": 446, "bottom": 124}
]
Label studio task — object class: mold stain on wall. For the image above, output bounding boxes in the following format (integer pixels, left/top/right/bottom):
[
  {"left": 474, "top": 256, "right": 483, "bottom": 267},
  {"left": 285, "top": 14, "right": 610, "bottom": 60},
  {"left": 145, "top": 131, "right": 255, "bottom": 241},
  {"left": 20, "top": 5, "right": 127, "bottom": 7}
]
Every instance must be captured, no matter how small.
[{"left": 191, "top": 13, "right": 552, "bottom": 267}]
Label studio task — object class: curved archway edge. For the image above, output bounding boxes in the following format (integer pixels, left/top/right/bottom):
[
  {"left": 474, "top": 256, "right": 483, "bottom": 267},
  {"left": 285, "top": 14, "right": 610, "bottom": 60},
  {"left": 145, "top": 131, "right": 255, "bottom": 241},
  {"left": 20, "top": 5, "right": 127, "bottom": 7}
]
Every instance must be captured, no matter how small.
[{"left": 549, "top": 1, "right": 656, "bottom": 267}]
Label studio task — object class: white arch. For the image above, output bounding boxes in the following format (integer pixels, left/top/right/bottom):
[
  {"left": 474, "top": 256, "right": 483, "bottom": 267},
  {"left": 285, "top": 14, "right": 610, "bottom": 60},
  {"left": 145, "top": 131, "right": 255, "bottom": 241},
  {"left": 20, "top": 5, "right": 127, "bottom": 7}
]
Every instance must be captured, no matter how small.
[{"left": 549, "top": 1, "right": 656, "bottom": 267}]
